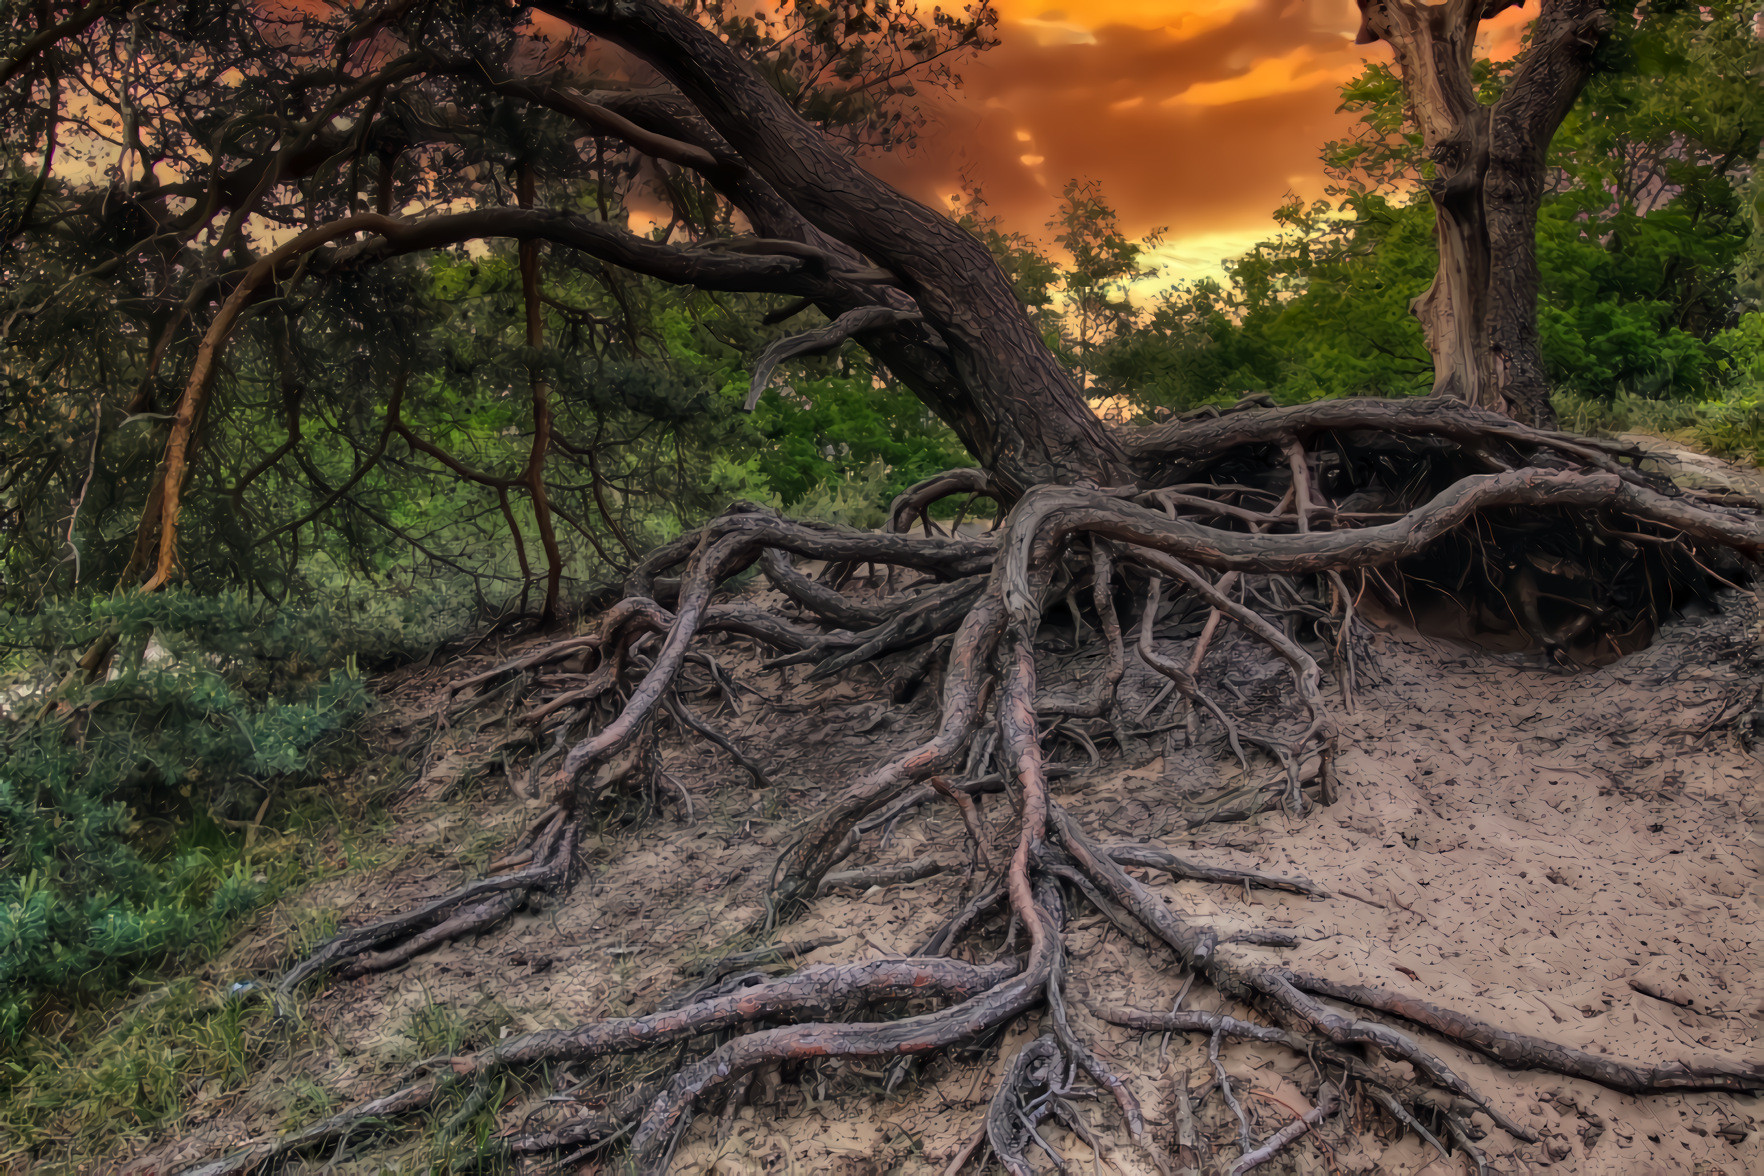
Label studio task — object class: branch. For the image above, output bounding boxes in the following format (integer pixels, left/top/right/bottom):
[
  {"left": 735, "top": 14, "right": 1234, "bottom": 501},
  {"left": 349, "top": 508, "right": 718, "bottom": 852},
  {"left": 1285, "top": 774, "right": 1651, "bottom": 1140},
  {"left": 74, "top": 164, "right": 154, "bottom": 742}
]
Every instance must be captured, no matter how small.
[
  {"left": 0, "top": 0, "right": 116, "bottom": 90},
  {"left": 334, "top": 207, "right": 894, "bottom": 293},
  {"left": 1354, "top": 0, "right": 1525, "bottom": 47},
  {"left": 1489, "top": 0, "right": 1612, "bottom": 165},
  {"left": 134, "top": 204, "right": 884, "bottom": 588},
  {"left": 1124, "top": 395, "right": 1641, "bottom": 479},
  {"left": 1000, "top": 473, "right": 1764, "bottom": 589},
  {"left": 744, "top": 305, "right": 924, "bottom": 410},
  {"left": 535, "top": 0, "right": 1129, "bottom": 488},
  {"left": 567, "top": 88, "right": 994, "bottom": 477},
  {"left": 436, "top": 64, "right": 732, "bottom": 173}
]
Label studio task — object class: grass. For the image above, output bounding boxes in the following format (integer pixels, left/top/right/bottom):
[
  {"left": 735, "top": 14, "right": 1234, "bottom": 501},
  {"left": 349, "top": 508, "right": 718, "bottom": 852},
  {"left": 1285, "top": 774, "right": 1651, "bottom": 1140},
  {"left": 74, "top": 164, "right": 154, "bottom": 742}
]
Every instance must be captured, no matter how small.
[
  {"left": 1554, "top": 386, "right": 1764, "bottom": 465},
  {"left": 0, "top": 979, "right": 296, "bottom": 1164},
  {"left": 0, "top": 759, "right": 409, "bottom": 1171}
]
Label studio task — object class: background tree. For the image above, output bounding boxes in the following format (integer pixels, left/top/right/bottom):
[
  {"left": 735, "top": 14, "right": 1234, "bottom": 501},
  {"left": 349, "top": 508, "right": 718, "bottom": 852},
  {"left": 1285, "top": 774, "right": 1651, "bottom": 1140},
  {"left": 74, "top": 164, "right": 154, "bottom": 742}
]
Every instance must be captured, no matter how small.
[
  {"left": 1354, "top": 0, "right": 1616, "bottom": 423},
  {"left": 1047, "top": 177, "right": 1160, "bottom": 394},
  {"left": 0, "top": 0, "right": 990, "bottom": 612},
  {"left": 1101, "top": 0, "right": 1761, "bottom": 425}
]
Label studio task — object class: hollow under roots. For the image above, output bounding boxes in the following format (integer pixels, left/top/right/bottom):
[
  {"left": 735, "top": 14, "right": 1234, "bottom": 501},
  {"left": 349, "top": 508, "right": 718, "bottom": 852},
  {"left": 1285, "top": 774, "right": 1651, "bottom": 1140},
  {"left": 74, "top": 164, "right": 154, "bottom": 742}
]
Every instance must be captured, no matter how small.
[{"left": 193, "top": 398, "right": 1762, "bottom": 1175}]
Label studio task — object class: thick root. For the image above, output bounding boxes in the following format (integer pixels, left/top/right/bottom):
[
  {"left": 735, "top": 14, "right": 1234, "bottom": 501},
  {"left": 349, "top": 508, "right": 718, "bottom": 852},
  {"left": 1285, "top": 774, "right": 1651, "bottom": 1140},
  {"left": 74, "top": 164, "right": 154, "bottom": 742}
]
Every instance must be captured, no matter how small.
[
  {"left": 192, "top": 400, "right": 1764, "bottom": 1175},
  {"left": 272, "top": 810, "right": 580, "bottom": 1010}
]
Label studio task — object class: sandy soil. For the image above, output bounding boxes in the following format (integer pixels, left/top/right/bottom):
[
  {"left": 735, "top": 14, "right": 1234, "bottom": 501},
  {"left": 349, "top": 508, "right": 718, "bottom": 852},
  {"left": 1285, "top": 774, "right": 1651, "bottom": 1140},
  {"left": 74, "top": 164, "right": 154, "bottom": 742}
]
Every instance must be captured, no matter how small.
[{"left": 133, "top": 571, "right": 1762, "bottom": 1176}]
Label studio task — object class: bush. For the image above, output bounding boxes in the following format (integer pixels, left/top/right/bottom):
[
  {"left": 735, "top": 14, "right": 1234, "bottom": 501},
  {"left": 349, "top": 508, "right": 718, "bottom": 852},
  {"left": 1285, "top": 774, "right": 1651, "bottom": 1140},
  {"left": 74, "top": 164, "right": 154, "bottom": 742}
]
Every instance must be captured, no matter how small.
[
  {"left": 0, "top": 587, "right": 453, "bottom": 1041},
  {"left": 1554, "top": 385, "right": 1764, "bottom": 465}
]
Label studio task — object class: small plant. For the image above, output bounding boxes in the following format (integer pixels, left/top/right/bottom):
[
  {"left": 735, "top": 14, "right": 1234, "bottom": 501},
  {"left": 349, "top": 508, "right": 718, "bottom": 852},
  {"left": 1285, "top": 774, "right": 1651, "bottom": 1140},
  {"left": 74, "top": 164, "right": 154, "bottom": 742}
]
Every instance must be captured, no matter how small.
[
  {"left": 0, "top": 586, "right": 467, "bottom": 1043},
  {"left": 403, "top": 996, "right": 473, "bottom": 1060},
  {"left": 787, "top": 459, "right": 895, "bottom": 531},
  {"left": 0, "top": 980, "right": 293, "bottom": 1164},
  {"left": 1555, "top": 385, "right": 1764, "bottom": 466},
  {"left": 283, "top": 1076, "right": 337, "bottom": 1128}
]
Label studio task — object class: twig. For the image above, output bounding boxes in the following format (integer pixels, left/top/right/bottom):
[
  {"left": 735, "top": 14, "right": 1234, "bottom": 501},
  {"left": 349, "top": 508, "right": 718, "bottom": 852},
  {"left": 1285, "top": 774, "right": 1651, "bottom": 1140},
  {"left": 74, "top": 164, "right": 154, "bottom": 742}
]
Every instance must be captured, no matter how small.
[
  {"left": 1228, "top": 1083, "right": 1338, "bottom": 1175},
  {"left": 1210, "top": 1026, "right": 1254, "bottom": 1155}
]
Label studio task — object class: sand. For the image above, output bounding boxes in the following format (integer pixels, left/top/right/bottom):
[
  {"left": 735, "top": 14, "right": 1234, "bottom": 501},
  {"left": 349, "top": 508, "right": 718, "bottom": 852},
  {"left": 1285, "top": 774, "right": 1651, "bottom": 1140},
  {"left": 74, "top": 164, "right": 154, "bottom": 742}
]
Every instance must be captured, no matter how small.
[{"left": 132, "top": 573, "right": 1762, "bottom": 1176}]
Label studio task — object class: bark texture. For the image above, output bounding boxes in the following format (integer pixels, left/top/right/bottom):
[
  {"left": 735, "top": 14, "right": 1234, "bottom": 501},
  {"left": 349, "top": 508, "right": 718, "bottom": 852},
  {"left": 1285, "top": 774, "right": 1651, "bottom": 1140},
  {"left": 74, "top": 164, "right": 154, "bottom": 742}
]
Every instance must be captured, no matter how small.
[
  {"left": 1357, "top": 0, "right": 1612, "bottom": 426},
  {"left": 535, "top": 0, "right": 1133, "bottom": 495}
]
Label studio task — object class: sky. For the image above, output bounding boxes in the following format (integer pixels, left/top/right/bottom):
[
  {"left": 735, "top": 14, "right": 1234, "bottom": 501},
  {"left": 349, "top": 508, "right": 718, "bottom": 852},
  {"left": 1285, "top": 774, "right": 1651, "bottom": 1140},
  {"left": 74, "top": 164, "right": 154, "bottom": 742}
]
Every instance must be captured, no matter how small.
[
  {"left": 47, "top": 0, "right": 1537, "bottom": 286},
  {"left": 867, "top": 0, "right": 1532, "bottom": 285}
]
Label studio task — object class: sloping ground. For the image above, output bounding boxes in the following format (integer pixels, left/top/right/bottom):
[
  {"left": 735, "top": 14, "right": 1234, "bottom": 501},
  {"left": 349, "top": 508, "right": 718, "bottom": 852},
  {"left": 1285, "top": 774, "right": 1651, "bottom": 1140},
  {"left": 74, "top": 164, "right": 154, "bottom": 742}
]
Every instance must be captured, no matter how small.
[{"left": 125, "top": 578, "right": 1761, "bottom": 1175}]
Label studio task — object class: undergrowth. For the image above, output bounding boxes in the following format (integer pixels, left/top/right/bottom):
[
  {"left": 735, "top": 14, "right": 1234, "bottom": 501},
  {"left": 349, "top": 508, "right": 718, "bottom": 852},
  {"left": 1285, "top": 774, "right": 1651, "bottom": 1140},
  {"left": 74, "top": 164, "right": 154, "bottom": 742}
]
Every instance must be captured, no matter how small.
[
  {"left": 1555, "top": 386, "right": 1764, "bottom": 464},
  {"left": 0, "top": 460, "right": 950, "bottom": 1170},
  {"left": 0, "top": 584, "right": 478, "bottom": 1168},
  {"left": 1553, "top": 316, "right": 1764, "bottom": 463}
]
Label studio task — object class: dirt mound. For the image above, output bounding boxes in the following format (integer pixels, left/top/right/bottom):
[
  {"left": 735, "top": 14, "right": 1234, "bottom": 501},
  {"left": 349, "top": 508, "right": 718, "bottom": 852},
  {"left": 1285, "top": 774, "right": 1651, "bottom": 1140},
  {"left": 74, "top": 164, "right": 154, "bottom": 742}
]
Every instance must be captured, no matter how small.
[{"left": 129, "top": 578, "right": 1763, "bottom": 1176}]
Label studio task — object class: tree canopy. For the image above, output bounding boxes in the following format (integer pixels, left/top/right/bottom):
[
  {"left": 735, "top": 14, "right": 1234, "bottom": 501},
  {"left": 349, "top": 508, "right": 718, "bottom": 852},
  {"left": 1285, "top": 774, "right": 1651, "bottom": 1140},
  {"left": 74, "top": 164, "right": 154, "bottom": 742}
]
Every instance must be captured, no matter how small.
[{"left": 0, "top": 0, "right": 998, "bottom": 611}]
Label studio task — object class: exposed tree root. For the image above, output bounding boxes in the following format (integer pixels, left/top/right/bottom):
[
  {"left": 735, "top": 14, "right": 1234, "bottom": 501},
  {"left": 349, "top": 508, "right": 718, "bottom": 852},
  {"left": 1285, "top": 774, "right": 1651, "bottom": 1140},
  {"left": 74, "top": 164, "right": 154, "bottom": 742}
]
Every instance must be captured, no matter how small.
[
  {"left": 239, "top": 399, "right": 1763, "bottom": 1175},
  {"left": 270, "top": 807, "right": 581, "bottom": 1013}
]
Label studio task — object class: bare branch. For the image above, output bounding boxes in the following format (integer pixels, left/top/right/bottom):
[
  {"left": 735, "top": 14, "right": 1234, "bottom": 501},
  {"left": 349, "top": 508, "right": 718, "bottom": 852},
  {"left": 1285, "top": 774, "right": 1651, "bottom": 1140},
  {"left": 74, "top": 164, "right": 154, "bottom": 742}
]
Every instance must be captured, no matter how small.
[{"left": 745, "top": 305, "right": 925, "bottom": 410}]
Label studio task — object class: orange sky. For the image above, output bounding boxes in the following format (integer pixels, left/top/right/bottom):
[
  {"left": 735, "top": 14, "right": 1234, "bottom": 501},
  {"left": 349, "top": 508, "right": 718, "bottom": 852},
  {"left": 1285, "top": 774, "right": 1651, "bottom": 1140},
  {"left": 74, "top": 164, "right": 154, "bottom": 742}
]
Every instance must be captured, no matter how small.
[{"left": 866, "top": 0, "right": 1533, "bottom": 283}]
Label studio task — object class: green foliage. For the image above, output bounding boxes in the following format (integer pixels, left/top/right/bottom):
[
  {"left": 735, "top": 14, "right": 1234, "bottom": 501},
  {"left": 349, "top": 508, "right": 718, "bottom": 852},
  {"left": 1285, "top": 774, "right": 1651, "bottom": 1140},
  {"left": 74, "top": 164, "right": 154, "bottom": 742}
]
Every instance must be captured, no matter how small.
[
  {"left": 1048, "top": 179, "right": 1163, "bottom": 390},
  {"left": 0, "top": 588, "right": 439, "bottom": 1042},
  {"left": 1556, "top": 382, "right": 1764, "bottom": 465},
  {"left": 0, "top": 979, "right": 291, "bottom": 1161},
  {"left": 786, "top": 459, "right": 897, "bottom": 531},
  {"left": 1093, "top": 0, "right": 1762, "bottom": 418},
  {"left": 1716, "top": 311, "right": 1764, "bottom": 384},
  {"left": 1097, "top": 194, "right": 1439, "bottom": 414},
  {"left": 747, "top": 372, "right": 971, "bottom": 507}
]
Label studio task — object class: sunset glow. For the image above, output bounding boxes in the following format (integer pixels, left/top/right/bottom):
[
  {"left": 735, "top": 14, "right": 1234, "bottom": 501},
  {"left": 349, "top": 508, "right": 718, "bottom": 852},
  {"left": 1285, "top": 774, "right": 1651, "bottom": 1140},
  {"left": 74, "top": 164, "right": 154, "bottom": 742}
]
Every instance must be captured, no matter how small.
[{"left": 871, "top": 1, "right": 1538, "bottom": 284}]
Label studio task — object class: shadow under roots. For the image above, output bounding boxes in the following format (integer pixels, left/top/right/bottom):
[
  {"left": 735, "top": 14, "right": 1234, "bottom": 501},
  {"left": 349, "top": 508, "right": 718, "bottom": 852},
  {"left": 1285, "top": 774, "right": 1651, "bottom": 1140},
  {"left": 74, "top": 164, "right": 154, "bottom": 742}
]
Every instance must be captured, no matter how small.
[{"left": 1242, "top": 438, "right": 1748, "bottom": 668}]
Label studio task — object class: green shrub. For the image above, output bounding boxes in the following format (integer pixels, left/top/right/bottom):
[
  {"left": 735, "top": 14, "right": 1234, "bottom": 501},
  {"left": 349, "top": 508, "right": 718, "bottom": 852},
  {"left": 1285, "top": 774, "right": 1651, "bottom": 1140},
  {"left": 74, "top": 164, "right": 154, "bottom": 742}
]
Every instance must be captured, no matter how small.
[
  {"left": 1554, "top": 385, "right": 1764, "bottom": 465},
  {"left": 0, "top": 587, "right": 447, "bottom": 1042}
]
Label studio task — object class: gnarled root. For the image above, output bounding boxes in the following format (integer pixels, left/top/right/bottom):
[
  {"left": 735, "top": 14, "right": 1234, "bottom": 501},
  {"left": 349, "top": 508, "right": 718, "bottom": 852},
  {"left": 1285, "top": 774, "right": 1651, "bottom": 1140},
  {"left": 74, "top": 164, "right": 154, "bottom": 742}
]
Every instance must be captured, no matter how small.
[
  {"left": 199, "top": 400, "right": 1764, "bottom": 1174},
  {"left": 273, "top": 806, "right": 581, "bottom": 1011}
]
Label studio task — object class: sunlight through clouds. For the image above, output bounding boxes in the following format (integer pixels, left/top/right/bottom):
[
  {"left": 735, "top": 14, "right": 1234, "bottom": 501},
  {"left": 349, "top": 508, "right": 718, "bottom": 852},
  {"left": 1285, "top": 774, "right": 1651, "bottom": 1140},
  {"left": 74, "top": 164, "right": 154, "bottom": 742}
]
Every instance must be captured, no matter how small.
[
  {"left": 871, "top": 1, "right": 1379, "bottom": 285},
  {"left": 1161, "top": 46, "right": 1357, "bottom": 107},
  {"left": 872, "top": 1, "right": 1537, "bottom": 285}
]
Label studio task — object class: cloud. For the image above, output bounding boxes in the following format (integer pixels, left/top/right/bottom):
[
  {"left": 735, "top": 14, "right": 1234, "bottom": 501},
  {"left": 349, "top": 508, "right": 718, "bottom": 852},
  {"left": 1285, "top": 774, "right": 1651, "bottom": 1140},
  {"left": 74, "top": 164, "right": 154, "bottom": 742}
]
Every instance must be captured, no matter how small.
[
  {"left": 867, "top": 1, "right": 1373, "bottom": 276},
  {"left": 1162, "top": 46, "right": 1356, "bottom": 107}
]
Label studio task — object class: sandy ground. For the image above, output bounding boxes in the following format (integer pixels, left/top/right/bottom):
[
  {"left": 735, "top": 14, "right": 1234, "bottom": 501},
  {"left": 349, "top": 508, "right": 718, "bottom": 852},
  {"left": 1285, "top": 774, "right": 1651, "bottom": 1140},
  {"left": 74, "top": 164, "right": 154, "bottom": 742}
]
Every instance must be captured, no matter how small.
[{"left": 130, "top": 570, "right": 1762, "bottom": 1176}]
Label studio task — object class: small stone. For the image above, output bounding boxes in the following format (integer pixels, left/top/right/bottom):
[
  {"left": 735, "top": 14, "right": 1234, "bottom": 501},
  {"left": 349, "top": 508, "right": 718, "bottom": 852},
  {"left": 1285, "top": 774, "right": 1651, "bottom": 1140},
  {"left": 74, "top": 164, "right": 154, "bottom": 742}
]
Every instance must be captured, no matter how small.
[{"left": 1545, "top": 1139, "right": 1574, "bottom": 1162}]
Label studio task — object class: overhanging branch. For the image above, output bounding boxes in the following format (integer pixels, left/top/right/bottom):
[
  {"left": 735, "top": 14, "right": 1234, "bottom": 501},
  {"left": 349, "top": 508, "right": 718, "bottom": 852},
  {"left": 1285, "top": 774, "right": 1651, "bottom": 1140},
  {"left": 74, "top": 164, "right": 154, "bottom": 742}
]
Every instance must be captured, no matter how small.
[{"left": 744, "top": 305, "right": 927, "bottom": 410}]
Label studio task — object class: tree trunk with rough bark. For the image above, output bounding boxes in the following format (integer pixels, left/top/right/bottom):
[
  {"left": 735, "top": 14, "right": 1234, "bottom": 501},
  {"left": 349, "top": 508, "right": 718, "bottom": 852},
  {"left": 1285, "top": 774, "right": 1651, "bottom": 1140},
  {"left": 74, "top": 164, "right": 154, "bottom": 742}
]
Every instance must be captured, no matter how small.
[
  {"left": 1357, "top": 0, "right": 1611, "bottom": 426},
  {"left": 538, "top": 0, "right": 1133, "bottom": 497}
]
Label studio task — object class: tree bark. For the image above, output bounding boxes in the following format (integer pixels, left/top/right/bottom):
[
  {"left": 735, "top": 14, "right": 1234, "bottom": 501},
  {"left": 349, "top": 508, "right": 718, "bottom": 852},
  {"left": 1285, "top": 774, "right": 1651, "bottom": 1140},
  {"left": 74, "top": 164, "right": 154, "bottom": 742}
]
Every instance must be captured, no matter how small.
[
  {"left": 518, "top": 164, "right": 564, "bottom": 623},
  {"left": 535, "top": 0, "right": 1133, "bottom": 497},
  {"left": 1357, "top": 0, "right": 1610, "bottom": 426},
  {"left": 1484, "top": 0, "right": 1612, "bottom": 426}
]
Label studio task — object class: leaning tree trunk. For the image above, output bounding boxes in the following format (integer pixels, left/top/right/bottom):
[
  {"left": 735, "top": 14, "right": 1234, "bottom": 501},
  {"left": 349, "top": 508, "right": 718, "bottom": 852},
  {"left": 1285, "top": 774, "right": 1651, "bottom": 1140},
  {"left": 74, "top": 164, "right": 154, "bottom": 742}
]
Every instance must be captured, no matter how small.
[
  {"left": 539, "top": 0, "right": 1134, "bottom": 498},
  {"left": 1357, "top": 0, "right": 1611, "bottom": 427}
]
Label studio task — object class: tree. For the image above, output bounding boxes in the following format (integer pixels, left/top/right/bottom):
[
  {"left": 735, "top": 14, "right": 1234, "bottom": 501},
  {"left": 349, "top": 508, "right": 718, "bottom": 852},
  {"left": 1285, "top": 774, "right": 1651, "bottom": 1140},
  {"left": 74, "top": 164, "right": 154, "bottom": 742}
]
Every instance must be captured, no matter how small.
[
  {"left": 1106, "top": 1, "right": 1760, "bottom": 417},
  {"left": 2, "top": 2, "right": 1760, "bottom": 1172},
  {"left": 1354, "top": 0, "right": 1615, "bottom": 424},
  {"left": 1048, "top": 178, "right": 1160, "bottom": 393}
]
